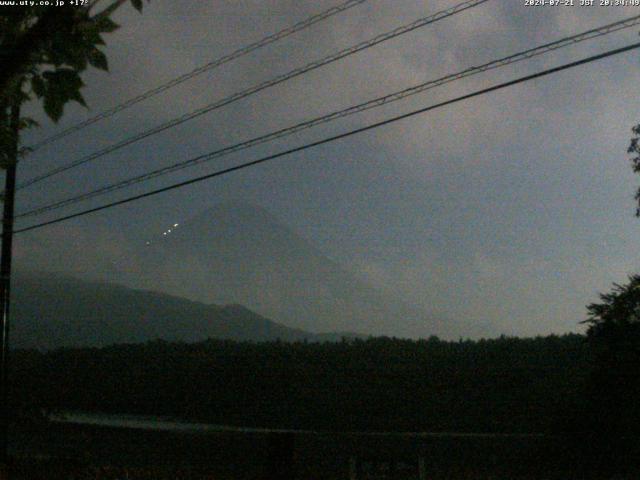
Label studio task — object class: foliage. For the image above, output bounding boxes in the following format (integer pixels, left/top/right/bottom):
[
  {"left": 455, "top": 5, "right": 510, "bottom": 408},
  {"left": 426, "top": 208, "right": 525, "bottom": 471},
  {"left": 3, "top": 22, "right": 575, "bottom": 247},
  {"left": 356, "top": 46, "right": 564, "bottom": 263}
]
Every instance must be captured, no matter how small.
[
  {"left": 581, "top": 275, "right": 640, "bottom": 436},
  {"left": 11, "top": 334, "right": 588, "bottom": 434},
  {"left": 0, "top": 0, "right": 149, "bottom": 167},
  {"left": 628, "top": 125, "right": 640, "bottom": 216},
  {"left": 584, "top": 274, "right": 640, "bottom": 334}
]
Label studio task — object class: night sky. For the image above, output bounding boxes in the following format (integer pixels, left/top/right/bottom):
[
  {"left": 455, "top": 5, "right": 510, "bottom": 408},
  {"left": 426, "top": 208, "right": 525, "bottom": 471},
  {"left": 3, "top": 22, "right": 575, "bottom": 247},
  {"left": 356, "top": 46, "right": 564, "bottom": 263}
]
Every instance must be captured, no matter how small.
[{"left": 10, "top": 0, "right": 640, "bottom": 338}]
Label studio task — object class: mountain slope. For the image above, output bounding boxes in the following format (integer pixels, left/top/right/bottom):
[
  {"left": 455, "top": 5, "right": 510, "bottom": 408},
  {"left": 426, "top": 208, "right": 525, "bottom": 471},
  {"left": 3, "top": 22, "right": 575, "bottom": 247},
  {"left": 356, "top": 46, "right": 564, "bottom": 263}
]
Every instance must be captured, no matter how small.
[
  {"left": 135, "top": 201, "right": 459, "bottom": 338},
  {"left": 10, "top": 273, "right": 331, "bottom": 349}
]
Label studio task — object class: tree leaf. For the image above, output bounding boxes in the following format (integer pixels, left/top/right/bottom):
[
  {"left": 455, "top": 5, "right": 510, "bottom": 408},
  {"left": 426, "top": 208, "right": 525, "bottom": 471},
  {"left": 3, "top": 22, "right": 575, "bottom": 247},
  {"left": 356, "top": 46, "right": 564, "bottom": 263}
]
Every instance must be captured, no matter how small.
[
  {"left": 94, "top": 16, "right": 119, "bottom": 33},
  {"left": 69, "top": 88, "right": 87, "bottom": 108},
  {"left": 18, "top": 117, "right": 39, "bottom": 130},
  {"left": 43, "top": 94, "right": 64, "bottom": 122},
  {"left": 30, "top": 74, "right": 45, "bottom": 97},
  {"left": 88, "top": 48, "right": 108, "bottom": 71},
  {"left": 40, "top": 68, "right": 88, "bottom": 121}
]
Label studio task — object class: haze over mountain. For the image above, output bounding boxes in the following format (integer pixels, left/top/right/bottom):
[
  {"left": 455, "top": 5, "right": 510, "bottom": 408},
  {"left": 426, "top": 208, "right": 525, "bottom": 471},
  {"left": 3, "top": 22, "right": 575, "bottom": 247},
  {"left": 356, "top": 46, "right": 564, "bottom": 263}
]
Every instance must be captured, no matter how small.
[
  {"left": 10, "top": 272, "right": 360, "bottom": 350},
  {"left": 133, "top": 201, "right": 479, "bottom": 339}
]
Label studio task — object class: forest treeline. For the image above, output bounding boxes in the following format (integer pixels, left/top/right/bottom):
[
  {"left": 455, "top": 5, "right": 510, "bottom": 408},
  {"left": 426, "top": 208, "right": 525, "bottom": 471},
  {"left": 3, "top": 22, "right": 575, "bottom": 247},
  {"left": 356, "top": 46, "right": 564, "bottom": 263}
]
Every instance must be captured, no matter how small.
[{"left": 10, "top": 334, "right": 593, "bottom": 433}]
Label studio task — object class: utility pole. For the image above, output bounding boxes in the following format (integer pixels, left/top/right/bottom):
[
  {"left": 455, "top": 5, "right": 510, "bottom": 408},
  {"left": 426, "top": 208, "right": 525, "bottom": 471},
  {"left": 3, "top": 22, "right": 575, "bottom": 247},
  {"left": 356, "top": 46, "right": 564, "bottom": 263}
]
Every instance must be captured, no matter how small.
[{"left": 0, "top": 96, "right": 20, "bottom": 467}]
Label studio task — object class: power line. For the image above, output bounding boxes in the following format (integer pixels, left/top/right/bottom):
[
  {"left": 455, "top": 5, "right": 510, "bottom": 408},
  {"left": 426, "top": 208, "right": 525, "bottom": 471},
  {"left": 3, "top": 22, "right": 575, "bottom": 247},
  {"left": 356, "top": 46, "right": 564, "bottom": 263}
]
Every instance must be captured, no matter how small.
[
  {"left": 25, "top": 0, "right": 368, "bottom": 152},
  {"left": 13, "top": 41, "right": 640, "bottom": 236},
  {"left": 16, "top": 0, "right": 490, "bottom": 191},
  {"left": 16, "top": 13, "right": 640, "bottom": 220}
]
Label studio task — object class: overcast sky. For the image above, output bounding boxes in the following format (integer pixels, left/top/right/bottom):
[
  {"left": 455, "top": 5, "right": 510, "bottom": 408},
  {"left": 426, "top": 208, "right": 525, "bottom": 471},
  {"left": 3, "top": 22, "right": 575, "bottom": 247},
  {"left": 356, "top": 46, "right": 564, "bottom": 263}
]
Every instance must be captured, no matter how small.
[{"left": 11, "top": 0, "right": 640, "bottom": 338}]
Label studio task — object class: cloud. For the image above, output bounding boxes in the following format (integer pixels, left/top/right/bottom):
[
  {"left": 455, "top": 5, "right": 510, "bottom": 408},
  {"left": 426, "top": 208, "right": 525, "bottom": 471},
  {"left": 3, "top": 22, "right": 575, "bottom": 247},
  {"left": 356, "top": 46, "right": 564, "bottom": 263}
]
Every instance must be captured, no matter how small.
[
  {"left": 13, "top": 0, "right": 640, "bottom": 339},
  {"left": 15, "top": 220, "right": 143, "bottom": 282}
]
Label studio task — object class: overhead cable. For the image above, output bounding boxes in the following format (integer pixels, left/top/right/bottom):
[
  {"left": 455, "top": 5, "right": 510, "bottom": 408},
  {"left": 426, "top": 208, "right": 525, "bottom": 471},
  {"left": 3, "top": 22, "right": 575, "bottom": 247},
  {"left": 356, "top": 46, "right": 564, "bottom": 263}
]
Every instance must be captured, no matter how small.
[
  {"left": 17, "top": 13, "right": 640, "bottom": 219},
  {"left": 13, "top": 40, "right": 640, "bottom": 235},
  {"left": 26, "top": 0, "right": 369, "bottom": 152},
  {"left": 16, "top": 0, "right": 490, "bottom": 191}
]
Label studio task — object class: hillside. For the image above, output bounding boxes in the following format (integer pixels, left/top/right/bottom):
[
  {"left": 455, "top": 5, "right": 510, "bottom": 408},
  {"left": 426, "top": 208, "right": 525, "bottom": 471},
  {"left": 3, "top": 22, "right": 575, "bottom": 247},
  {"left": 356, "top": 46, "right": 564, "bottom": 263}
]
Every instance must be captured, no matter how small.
[
  {"left": 135, "top": 201, "right": 462, "bottom": 339},
  {"left": 9, "top": 272, "right": 342, "bottom": 349}
]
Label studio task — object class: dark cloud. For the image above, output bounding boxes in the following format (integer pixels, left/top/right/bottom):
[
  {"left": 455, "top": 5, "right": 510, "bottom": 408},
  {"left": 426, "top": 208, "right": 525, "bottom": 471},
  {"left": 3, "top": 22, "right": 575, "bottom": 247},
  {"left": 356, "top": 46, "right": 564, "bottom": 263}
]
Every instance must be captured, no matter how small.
[{"left": 11, "top": 0, "right": 640, "bottom": 338}]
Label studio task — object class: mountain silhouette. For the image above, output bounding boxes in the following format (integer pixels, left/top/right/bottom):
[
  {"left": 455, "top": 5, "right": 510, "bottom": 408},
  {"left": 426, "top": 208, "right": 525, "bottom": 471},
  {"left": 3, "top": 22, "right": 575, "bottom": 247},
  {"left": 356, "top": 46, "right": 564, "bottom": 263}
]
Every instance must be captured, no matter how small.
[
  {"left": 10, "top": 272, "right": 356, "bottom": 349},
  {"left": 135, "top": 201, "right": 460, "bottom": 339}
]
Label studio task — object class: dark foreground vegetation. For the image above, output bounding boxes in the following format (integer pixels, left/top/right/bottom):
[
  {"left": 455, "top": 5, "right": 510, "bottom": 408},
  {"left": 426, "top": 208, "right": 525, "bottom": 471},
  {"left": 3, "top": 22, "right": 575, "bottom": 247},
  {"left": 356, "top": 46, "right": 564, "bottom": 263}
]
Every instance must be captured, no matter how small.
[
  {"left": 10, "top": 268, "right": 640, "bottom": 478},
  {"left": 10, "top": 421, "right": 640, "bottom": 479},
  {"left": 12, "top": 335, "right": 589, "bottom": 433}
]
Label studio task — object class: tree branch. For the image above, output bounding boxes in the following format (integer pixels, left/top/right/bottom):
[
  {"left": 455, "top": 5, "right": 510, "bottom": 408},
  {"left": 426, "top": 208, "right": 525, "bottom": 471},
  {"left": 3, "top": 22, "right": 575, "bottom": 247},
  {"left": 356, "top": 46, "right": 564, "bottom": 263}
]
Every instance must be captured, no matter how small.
[{"left": 0, "top": 0, "right": 128, "bottom": 104}]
